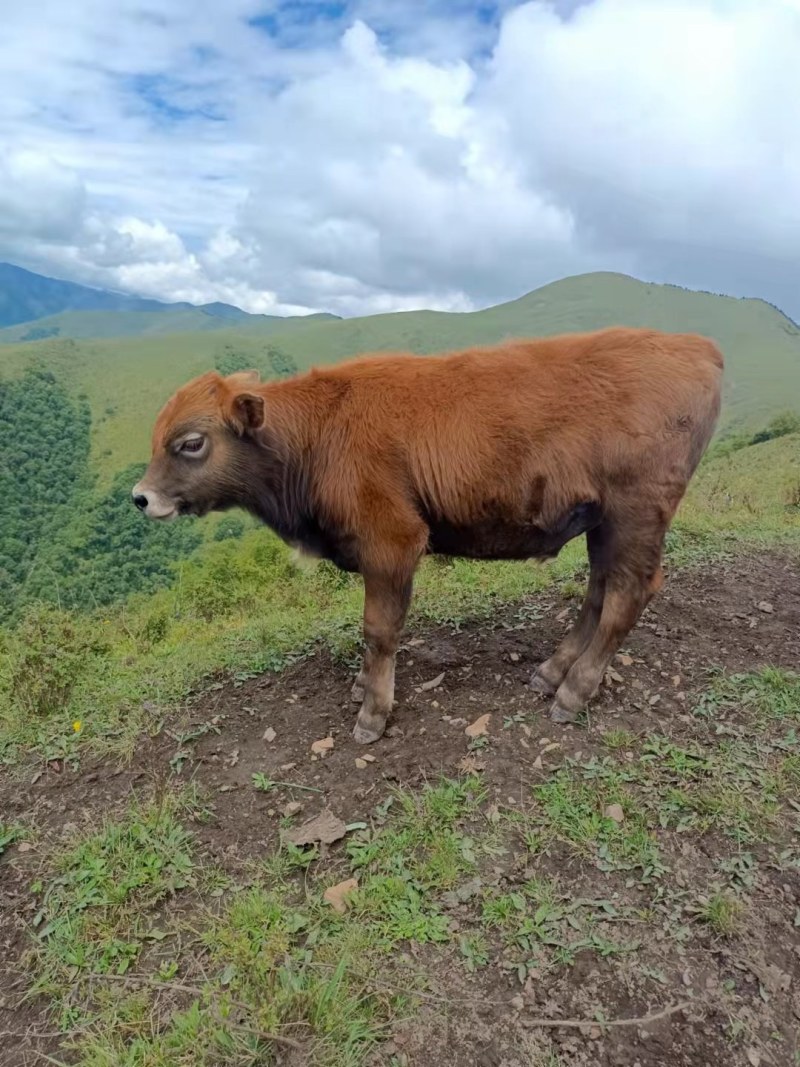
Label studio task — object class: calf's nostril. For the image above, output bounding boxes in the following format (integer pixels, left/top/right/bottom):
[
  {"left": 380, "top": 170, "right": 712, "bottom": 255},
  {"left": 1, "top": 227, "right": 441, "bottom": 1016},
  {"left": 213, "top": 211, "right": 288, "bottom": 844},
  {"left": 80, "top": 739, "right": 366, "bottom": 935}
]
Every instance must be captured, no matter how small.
[{"left": 133, "top": 494, "right": 148, "bottom": 511}]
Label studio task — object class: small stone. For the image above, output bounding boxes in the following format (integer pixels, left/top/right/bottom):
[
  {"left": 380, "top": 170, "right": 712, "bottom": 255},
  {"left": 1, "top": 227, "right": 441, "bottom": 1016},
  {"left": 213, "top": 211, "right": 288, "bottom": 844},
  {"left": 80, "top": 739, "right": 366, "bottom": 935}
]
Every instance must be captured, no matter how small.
[
  {"left": 509, "top": 652, "right": 520, "bottom": 662},
  {"left": 757, "top": 601, "right": 774, "bottom": 614},
  {"left": 311, "top": 736, "right": 335, "bottom": 757},
  {"left": 747, "top": 1049, "right": 761, "bottom": 1067},
  {"left": 17, "top": 841, "right": 34, "bottom": 853},
  {"left": 355, "top": 757, "right": 368, "bottom": 769},
  {"left": 532, "top": 756, "right": 544, "bottom": 770},
  {"left": 605, "top": 667, "right": 624, "bottom": 684},
  {"left": 540, "top": 742, "right": 560, "bottom": 754},
  {"left": 604, "top": 803, "right": 624, "bottom": 823},
  {"left": 465, "top": 714, "right": 491, "bottom": 738},
  {"left": 323, "top": 878, "right": 359, "bottom": 914},
  {"left": 420, "top": 672, "right": 445, "bottom": 691},
  {"left": 616, "top": 654, "right": 634, "bottom": 667},
  {"left": 510, "top": 995, "right": 524, "bottom": 1011},
  {"left": 283, "top": 801, "right": 303, "bottom": 817},
  {"left": 263, "top": 726, "right": 277, "bottom": 743},
  {"left": 280, "top": 762, "right": 297, "bottom": 771},
  {"left": 361, "top": 753, "right": 376, "bottom": 763}
]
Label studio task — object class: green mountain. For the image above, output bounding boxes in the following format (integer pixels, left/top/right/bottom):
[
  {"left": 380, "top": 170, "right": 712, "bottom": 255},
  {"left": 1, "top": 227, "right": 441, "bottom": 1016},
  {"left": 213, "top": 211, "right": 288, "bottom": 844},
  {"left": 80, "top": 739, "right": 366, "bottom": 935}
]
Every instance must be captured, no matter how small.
[
  {"left": 0, "top": 306, "right": 338, "bottom": 343},
  {"left": 0, "top": 260, "right": 338, "bottom": 335}
]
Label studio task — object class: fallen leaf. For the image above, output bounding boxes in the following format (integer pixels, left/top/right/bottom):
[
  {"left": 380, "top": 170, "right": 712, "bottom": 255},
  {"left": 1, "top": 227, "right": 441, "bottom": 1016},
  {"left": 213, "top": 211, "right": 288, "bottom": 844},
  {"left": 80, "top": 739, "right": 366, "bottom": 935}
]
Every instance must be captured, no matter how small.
[
  {"left": 465, "top": 714, "right": 491, "bottom": 738},
  {"left": 616, "top": 654, "right": 634, "bottom": 667},
  {"left": 311, "top": 736, "right": 334, "bottom": 757},
  {"left": 287, "top": 809, "right": 347, "bottom": 846},
  {"left": 604, "top": 803, "right": 624, "bottom": 824},
  {"left": 747, "top": 1049, "right": 761, "bottom": 1067},
  {"left": 532, "top": 755, "right": 544, "bottom": 770},
  {"left": 262, "top": 727, "right": 277, "bottom": 743},
  {"left": 540, "top": 742, "right": 560, "bottom": 754},
  {"left": 420, "top": 672, "right": 445, "bottom": 692},
  {"left": 17, "top": 842, "right": 34, "bottom": 853},
  {"left": 323, "top": 878, "right": 358, "bottom": 914}
]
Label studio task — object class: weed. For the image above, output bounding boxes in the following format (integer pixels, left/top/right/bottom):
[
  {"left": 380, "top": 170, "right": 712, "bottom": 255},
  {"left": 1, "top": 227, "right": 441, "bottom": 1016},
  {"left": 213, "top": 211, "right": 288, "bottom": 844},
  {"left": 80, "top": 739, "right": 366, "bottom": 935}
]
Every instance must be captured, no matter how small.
[
  {"left": 697, "top": 891, "right": 745, "bottom": 937},
  {"left": 601, "top": 729, "right": 636, "bottom": 750},
  {"left": 0, "top": 821, "right": 23, "bottom": 855}
]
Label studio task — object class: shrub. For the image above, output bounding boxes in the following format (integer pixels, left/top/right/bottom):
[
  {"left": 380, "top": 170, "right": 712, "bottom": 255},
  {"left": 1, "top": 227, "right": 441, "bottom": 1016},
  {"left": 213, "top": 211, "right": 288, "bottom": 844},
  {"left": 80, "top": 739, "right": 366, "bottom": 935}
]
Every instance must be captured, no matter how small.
[{"left": 1, "top": 604, "right": 108, "bottom": 719}]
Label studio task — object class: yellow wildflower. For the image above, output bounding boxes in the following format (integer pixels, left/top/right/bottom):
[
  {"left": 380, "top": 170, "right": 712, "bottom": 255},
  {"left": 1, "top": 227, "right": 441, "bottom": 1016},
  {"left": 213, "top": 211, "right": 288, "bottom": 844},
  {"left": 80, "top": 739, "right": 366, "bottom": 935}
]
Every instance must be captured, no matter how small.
[{"left": 72, "top": 720, "right": 82, "bottom": 733}]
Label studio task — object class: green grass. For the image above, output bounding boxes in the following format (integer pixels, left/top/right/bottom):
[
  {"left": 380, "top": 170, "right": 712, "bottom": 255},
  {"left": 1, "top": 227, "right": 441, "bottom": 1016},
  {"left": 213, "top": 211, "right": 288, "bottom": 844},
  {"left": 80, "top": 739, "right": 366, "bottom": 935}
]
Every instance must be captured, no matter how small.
[{"left": 694, "top": 666, "right": 800, "bottom": 724}]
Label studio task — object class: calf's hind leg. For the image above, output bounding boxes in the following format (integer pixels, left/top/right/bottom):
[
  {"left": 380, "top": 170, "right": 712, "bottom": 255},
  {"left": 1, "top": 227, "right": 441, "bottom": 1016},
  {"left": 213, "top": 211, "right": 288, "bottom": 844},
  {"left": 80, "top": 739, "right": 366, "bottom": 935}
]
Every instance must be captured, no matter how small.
[
  {"left": 353, "top": 570, "right": 413, "bottom": 744},
  {"left": 548, "top": 515, "right": 667, "bottom": 723},
  {"left": 532, "top": 523, "right": 609, "bottom": 696}
]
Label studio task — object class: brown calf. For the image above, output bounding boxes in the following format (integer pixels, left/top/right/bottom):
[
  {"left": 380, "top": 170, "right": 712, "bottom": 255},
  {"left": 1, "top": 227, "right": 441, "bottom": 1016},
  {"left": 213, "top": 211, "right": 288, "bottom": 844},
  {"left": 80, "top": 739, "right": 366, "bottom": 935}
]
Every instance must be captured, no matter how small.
[{"left": 133, "top": 326, "right": 723, "bottom": 743}]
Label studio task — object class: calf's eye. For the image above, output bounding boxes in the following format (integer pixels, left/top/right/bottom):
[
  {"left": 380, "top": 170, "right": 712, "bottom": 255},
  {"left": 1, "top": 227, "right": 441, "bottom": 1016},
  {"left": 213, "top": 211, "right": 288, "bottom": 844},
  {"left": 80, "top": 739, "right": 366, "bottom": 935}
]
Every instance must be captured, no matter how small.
[{"left": 180, "top": 435, "right": 205, "bottom": 455}]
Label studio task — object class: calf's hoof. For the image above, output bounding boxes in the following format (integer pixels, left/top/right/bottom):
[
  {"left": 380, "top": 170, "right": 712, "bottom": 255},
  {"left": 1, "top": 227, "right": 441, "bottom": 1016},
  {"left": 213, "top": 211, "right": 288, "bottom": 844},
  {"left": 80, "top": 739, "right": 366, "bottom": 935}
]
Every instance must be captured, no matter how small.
[
  {"left": 353, "top": 706, "right": 387, "bottom": 744},
  {"left": 549, "top": 701, "right": 579, "bottom": 724},
  {"left": 353, "top": 721, "right": 383, "bottom": 744},
  {"left": 531, "top": 671, "right": 556, "bottom": 696}
]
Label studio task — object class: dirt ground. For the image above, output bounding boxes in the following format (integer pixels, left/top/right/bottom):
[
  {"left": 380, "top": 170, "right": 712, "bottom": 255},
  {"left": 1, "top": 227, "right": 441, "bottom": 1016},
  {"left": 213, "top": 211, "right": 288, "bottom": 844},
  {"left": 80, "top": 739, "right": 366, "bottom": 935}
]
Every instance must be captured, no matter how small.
[{"left": 2, "top": 549, "right": 799, "bottom": 1066}]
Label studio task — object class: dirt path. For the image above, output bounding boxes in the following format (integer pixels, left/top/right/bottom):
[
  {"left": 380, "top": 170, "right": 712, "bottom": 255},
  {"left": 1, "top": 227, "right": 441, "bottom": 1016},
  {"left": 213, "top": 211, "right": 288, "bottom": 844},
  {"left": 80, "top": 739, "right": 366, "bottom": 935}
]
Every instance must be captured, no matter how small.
[{"left": 2, "top": 549, "right": 799, "bottom": 1066}]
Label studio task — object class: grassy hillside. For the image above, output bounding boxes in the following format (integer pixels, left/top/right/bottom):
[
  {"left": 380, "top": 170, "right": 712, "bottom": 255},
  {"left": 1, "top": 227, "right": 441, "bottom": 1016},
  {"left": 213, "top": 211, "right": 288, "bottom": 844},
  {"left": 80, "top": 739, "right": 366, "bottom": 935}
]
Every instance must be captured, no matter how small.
[
  {"left": 2, "top": 271, "right": 799, "bottom": 480},
  {"left": 0, "top": 306, "right": 337, "bottom": 343}
]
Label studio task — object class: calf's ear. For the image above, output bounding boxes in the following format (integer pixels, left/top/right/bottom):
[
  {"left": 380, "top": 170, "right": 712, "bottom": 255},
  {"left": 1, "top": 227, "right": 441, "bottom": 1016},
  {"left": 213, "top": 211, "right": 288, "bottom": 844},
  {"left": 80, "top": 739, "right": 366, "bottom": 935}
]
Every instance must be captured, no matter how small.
[{"left": 229, "top": 391, "right": 266, "bottom": 435}]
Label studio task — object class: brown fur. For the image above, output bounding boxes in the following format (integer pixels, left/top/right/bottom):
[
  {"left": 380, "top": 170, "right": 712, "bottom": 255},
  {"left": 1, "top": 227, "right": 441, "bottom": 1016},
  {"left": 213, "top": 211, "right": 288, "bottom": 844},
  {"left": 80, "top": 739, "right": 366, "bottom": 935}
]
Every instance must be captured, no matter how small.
[{"left": 133, "top": 326, "right": 724, "bottom": 741}]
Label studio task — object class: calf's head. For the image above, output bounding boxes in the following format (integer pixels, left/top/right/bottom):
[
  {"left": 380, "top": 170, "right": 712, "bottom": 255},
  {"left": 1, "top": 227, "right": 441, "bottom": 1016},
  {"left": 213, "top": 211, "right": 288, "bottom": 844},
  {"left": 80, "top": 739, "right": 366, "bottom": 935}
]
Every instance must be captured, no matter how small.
[{"left": 132, "top": 369, "right": 266, "bottom": 521}]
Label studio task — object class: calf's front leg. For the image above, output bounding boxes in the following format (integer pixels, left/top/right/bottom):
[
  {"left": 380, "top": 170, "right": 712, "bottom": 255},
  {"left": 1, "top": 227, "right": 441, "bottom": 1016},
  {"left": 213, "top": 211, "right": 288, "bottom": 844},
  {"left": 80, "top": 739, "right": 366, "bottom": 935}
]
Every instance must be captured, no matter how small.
[{"left": 353, "top": 571, "right": 413, "bottom": 744}]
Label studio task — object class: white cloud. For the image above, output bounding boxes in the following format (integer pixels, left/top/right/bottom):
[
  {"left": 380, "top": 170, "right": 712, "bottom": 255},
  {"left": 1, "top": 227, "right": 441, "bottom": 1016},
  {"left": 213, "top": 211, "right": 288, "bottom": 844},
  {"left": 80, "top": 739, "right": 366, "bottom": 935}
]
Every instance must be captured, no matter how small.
[{"left": 1, "top": 0, "right": 800, "bottom": 318}]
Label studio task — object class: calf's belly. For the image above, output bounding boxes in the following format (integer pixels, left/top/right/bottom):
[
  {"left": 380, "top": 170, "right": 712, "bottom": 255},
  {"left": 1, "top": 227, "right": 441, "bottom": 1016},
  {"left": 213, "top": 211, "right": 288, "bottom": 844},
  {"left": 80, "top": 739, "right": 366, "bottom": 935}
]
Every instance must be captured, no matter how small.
[{"left": 426, "top": 501, "right": 602, "bottom": 561}]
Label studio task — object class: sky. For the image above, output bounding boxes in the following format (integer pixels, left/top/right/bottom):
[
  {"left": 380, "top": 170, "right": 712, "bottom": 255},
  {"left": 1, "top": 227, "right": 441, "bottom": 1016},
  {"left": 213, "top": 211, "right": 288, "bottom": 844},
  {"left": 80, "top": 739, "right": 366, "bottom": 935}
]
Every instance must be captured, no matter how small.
[{"left": 2, "top": 0, "right": 800, "bottom": 319}]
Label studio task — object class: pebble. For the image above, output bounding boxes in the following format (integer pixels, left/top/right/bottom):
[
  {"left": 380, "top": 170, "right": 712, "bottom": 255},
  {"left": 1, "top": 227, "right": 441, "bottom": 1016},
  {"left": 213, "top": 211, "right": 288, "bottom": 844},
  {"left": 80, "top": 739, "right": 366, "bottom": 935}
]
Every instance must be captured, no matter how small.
[{"left": 604, "top": 803, "right": 624, "bottom": 823}]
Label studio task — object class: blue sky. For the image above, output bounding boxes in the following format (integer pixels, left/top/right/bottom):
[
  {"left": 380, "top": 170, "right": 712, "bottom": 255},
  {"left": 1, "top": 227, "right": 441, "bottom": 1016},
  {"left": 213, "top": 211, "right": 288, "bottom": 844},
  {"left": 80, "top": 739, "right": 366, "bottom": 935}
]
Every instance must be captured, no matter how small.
[{"left": 2, "top": 0, "right": 800, "bottom": 318}]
